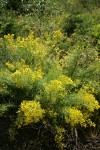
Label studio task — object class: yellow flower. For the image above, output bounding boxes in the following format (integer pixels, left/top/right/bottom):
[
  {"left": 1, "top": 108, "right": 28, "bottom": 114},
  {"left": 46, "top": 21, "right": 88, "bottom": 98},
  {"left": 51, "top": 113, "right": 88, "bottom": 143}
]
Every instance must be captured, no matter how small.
[
  {"left": 54, "top": 29, "right": 63, "bottom": 40},
  {"left": 16, "top": 100, "right": 45, "bottom": 127},
  {"left": 6, "top": 62, "right": 15, "bottom": 71},
  {"left": 65, "top": 108, "right": 86, "bottom": 127},
  {"left": 79, "top": 89, "right": 100, "bottom": 112},
  {"left": 45, "top": 80, "right": 64, "bottom": 93},
  {"left": 35, "top": 68, "right": 44, "bottom": 79},
  {"left": 11, "top": 66, "right": 35, "bottom": 89},
  {"left": 58, "top": 75, "right": 74, "bottom": 86}
]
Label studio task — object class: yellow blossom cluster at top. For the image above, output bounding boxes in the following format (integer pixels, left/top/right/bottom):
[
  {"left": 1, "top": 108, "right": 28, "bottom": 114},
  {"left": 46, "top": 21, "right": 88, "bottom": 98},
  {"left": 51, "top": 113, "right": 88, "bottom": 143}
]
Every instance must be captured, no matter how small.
[
  {"left": 16, "top": 100, "right": 45, "bottom": 128},
  {"left": 3, "top": 32, "right": 48, "bottom": 66}
]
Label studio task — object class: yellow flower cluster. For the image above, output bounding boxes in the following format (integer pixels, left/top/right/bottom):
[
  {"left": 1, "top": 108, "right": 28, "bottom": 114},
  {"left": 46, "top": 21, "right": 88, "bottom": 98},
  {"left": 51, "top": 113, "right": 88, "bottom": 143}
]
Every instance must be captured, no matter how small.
[
  {"left": 65, "top": 108, "right": 86, "bottom": 127},
  {"left": 11, "top": 65, "right": 43, "bottom": 89},
  {"left": 14, "top": 60, "right": 27, "bottom": 69},
  {"left": 79, "top": 89, "right": 100, "bottom": 112},
  {"left": 46, "top": 80, "right": 64, "bottom": 93},
  {"left": 44, "top": 75, "right": 74, "bottom": 104},
  {"left": 58, "top": 75, "right": 74, "bottom": 86},
  {"left": 4, "top": 34, "right": 14, "bottom": 40},
  {"left": 83, "top": 84, "right": 95, "bottom": 93},
  {"left": 11, "top": 67, "right": 35, "bottom": 89},
  {"left": 34, "top": 68, "right": 44, "bottom": 79},
  {"left": 6, "top": 62, "right": 15, "bottom": 71},
  {"left": 16, "top": 100, "right": 45, "bottom": 128},
  {"left": 45, "top": 75, "right": 74, "bottom": 94},
  {"left": 3, "top": 33, "right": 47, "bottom": 66},
  {"left": 54, "top": 29, "right": 63, "bottom": 40},
  {"left": 45, "top": 79, "right": 65, "bottom": 103}
]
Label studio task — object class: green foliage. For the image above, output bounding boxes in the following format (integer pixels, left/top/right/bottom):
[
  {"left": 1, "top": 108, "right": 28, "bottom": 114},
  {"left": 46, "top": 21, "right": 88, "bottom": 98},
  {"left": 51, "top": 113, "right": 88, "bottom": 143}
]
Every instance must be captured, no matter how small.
[
  {"left": 0, "top": 11, "right": 21, "bottom": 37},
  {"left": 0, "top": 103, "right": 14, "bottom": 116}
]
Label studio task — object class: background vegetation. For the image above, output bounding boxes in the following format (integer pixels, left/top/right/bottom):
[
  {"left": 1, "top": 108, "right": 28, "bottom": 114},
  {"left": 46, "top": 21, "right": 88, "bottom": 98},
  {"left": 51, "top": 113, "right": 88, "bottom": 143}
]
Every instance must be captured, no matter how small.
[{"left": 0, "top": 0, "right": 100, "bottom": 149}]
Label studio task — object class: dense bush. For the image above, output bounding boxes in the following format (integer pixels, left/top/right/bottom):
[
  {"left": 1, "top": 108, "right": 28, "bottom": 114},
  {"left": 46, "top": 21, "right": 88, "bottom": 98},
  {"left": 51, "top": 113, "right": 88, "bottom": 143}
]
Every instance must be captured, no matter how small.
[{"left": 0, "top": 30, "right": 99, "bottom": 149}]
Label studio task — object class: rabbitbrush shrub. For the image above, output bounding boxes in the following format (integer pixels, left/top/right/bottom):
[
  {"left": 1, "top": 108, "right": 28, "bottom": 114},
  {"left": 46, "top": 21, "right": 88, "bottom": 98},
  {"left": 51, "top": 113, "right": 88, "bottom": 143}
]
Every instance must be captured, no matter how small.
[{"left": 0, "top": 30, "right": 99, "bottom": 149}]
